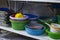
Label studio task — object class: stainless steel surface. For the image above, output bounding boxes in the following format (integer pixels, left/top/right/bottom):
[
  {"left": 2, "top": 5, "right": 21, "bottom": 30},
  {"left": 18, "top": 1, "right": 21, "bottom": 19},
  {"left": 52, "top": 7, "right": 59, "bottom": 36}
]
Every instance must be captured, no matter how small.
[{"left": 8, "top": 0, "right": 60, "bottom": 3}]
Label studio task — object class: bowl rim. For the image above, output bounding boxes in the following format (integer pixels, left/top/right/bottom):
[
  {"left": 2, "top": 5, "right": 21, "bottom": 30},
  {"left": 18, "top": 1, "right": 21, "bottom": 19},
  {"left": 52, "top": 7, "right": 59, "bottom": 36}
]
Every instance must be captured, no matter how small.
[
  {"left": 51, "top": 23, "right": 60, "bottom": 30},
  {"left": 24, "top": 14, "right": 38, "bottom": 20},
  {"left": 25, "top": 25, "right": 46, "bottom": 31},
  {"left": 10, "top": 15, "right": 28, "bottom": 20},
  {"left": 46, "top": 28, "right": 60, "bottom": 35}
]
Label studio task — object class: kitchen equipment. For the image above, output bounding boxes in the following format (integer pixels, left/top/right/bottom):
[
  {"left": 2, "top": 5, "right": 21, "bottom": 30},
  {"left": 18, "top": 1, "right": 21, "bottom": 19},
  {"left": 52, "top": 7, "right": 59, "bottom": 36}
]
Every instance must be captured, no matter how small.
[
  {"left": 46, "top": 28, "right": 60, "bottom": 39},
  {"left": 25, "top": 24, "right": 46, "bottom": 36},
  {"left": 50, "top": 23, "right": 60, "bottom": 33},
  {"left": 10, "top": 19, "right": 28, "bottom": 30},
  {"left": 29, "top": 21, "right": 43, "bottom": 29},
  {"left": 10, "top": 15, "right": 28, "bottom": 21},
  {"left": 10, "top": 14, "right": 29, "bottom": 30},
  {"left": 39, "top": 16, "right": 56, "bottom": 24},
  {"left": 44, "top": 22, "right": 60, "bottom": 33},
  {"left": 24, "top": 14, "right": 38, "bottom": 20},
  {"left": 38, "top": 16, "right": 57, "bottom": 29},
  {"left": 0, "top": 8, "right": 11, "bottom": 26}
]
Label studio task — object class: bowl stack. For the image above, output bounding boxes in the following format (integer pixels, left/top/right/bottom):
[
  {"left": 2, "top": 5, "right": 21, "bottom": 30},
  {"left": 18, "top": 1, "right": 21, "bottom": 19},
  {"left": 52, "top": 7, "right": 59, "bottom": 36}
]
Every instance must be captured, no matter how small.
[
  {"left": 25, "top": 21, "right": 46, "bottom": 36},
  {"left": 0, "top": 8, "right": 10, "bottom": 27},
  {"left": 10, "top": 13, "right": 29, "bottom": 30},
  {"left": 46, "top": 23, "right": 60, "bottom": 39},
  {"left": 46, "top": 28, "right": 60, "bottom": 39},
  {"left": 0, "top": 11, "right": 9, "bottom": 26}
]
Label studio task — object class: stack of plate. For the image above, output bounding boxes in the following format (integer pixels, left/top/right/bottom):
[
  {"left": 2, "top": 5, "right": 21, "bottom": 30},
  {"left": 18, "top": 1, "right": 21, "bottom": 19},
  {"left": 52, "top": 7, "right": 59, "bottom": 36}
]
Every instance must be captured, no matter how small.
[
  {"left": 0, "top": 11, "right": 9, "bottom": 26},
  {"left": 0, "top": 8, "right": 11, "bottom": 27}
]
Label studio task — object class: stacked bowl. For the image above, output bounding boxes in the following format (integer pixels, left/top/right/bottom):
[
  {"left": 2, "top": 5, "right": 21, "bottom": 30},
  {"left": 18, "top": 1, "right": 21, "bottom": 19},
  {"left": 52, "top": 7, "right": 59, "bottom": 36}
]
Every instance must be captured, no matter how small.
[
  {"left": 46, "top": 23, "right": 60, "bottom": 39},
  {"left": 0, "top": 8, "right": 10, "bottom": 26},
  {"left": 25, "top": 21, "right": 46, "bottom": 36},
  {"left": 10, "top": 13, "right": 29, "bottom": 30}
]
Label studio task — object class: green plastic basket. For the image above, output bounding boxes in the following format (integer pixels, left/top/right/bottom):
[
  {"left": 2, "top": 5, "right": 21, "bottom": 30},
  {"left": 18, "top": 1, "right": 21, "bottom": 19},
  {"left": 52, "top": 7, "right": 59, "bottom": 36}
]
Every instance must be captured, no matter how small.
[
  {"left": 46, "top": 28, "right": 60, "bottom": 39},
  {"left": 10, "top": 20, "right": 28, "bottom": 30}
]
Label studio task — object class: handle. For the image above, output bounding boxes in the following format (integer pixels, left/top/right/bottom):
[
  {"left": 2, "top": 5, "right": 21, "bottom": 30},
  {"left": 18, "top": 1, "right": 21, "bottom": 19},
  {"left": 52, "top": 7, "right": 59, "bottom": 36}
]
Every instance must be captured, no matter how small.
[
  {"left": 45, "top": 22, "right": 51, "bottom": 27},
  {"left": 40, "top": 20, "right": 51, "bottom": 27}
]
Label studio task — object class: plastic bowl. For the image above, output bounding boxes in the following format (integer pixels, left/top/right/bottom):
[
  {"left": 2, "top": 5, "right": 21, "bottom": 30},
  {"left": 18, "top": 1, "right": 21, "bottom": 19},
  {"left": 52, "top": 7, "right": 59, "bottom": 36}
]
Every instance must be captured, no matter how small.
[
  {"left": 51, "top": 23, "right": 60, "bottom": 29},
  {"left": 39, "top": 16, "right": 57, "bottom": 24},
  {"left": 28, "top": 23, "right": 44, "bottom": 29},
  {"left": 25, "top": 25, "right": 46, "bottom": 36},
  {"left": 10, "top": 15, "right": 28, "bottom": 20},
  {"left": 24, "top": 14, "right": 38, "bottom": 20},
  {"left": 38, "top": 16, "right": 57, "bottom": 28},
  {"left": 46, "top": 28, "right": 60, "bottom": 39},
  {"left": 10, "top": 19, "right": 29, "bottom": 30},
  {"left": 50, "top": 23, "right": 60, "bottom": 33}
]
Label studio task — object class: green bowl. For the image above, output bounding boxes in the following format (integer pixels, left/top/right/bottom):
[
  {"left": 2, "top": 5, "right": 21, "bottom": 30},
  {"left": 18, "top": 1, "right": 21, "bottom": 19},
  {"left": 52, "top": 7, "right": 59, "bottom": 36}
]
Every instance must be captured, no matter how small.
[
  {"left": 10, "top": 19, "right": 29, "bottom": 30},
  {"left": 46, "top": 28, "right": 60, "bottom": 39}
]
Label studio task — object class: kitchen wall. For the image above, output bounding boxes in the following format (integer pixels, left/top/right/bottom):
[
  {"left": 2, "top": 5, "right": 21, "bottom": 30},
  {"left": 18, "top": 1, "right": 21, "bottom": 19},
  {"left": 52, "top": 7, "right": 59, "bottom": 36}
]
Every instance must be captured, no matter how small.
[
  {"left": 0, "top": 0, "right": 7, "bottom": 8},
  {"left": 0, "top": 1, "right": 55, "bottom": 17}
]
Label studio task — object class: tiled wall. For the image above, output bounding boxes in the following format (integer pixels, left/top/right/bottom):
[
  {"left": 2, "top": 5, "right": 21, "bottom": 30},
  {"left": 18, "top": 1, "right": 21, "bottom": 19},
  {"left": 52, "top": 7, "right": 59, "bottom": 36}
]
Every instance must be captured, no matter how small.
[
  {"left": 0, "top": 0, "right": 7, "bottom": 8},
  {"left": 23, "top": 2, "right": 52, "bottom": 16},
  {"left": 9, "top": 1, "right": 54, "bottom": 17},
  {"left": 0, "top": 1, "right": 54, "bottom": 17}
]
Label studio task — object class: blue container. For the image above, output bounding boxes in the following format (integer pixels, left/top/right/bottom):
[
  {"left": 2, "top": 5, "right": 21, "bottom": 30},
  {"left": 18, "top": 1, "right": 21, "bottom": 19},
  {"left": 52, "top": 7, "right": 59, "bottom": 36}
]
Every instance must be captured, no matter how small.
[
  {"left": 0, "top": 8, "right": 9, "bottom": 11},
  {"left": 25, "top": 25, "right": 46, "bottom": 36},
  {"left": 24, "top": 14, "right": 38, "bottom": 20}
]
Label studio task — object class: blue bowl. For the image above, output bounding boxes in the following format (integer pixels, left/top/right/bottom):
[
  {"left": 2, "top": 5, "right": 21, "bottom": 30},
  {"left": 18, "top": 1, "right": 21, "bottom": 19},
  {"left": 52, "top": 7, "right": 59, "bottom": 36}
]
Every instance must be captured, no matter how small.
[
  {"left": 25, "top": 25, "right": 46, "bottom": 36},
  {"left": 24, "top": 14, "right": 38, "bottom": 20},
  {"left": 0, "top": 8, "right": 9, "bottom": 11}
]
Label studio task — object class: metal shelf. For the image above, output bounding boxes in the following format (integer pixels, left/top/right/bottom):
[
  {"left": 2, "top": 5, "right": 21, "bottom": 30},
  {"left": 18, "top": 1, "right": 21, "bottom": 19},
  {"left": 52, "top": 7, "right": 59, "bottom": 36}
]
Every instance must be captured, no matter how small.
[
  {"left": 9, "top": 0, "right": 60, "bottom": 3},
  {"left": 0, "top": 26, "right": 55, "bottom": 40}
]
